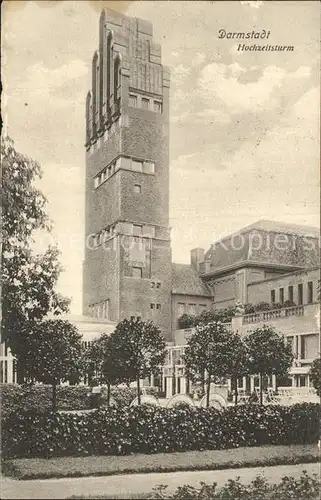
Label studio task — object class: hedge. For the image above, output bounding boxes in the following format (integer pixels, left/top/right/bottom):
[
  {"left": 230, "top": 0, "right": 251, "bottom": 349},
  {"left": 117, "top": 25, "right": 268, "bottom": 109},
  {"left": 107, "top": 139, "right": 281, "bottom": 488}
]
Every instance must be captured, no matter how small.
[
  {"left": 0, "top": 384, "right": 158, "bottom": 418},
  {"left": 2, "top": 403, "right": 319, "bottom": 459},
  {"left": 151, "top": 471, "right": 321, "bottom": 500}
]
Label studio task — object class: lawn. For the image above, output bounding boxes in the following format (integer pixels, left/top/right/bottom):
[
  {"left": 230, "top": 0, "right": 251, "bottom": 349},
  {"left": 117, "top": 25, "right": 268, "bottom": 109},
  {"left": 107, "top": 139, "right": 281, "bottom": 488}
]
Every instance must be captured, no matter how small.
[{"left": 2, "top": 444, "right": 320, "bottom": 480}]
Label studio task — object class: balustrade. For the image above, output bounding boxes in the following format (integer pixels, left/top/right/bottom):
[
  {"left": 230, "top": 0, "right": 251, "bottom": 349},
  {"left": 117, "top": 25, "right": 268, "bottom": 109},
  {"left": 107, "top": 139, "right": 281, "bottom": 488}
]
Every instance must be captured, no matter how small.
[{"left": 243, "top": 305, "right": 304, "bottom": 324}]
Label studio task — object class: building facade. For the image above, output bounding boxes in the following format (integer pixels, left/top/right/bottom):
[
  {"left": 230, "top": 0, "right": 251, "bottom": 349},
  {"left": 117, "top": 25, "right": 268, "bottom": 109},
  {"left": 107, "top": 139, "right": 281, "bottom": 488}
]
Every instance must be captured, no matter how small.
[
  {"left": 2, "top": 10, "right": 320, "bottom": 391},
  {"left": 81, "top": 10, "right": 320, "bottom": 399},
  {"left": 83, "top": 9, "right": 172, "bottom": 339},
  {"left": 162, "top": 265, "right": 320, "bottom": 399}
]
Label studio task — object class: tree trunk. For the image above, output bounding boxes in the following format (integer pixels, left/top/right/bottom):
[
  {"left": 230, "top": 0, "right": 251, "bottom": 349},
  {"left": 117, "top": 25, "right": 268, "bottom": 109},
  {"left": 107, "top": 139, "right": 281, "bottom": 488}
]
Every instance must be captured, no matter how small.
[
  {"left": 107, "top": 382, "right": 111, "bottom": 406},
  {"left": 259, "top": 373, "right": 263, "bottom": 405},
  {"left": 52, "top": 383, "right": 57, "bottom": 412},
  {"left": 233, "top": 376, "right": 238, "bottom": 406},
  {"left": 137, "top": 377, "right": 141, "bottom": 405},
  {"left": 201, "top": 371, "right": 205, "bottom": 396},
  {"left": 17, "top": 363, "right": 25, "bottom": 384},
  {"left": 206, "top": 374, "right": 211, "bottom": 408}
]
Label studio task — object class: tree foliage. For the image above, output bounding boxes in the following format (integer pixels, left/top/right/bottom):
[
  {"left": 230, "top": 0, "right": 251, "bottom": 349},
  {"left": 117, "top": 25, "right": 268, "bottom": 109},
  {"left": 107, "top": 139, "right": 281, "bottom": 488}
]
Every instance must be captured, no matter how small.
[
  {"left": 110, "top": 318, "right": 166, "bottom": 404},
  {"left": 184, "top": 322, "right": 247, "bottom": 407},
  {"left": 309, "top": 358, "right": 321, "bottom": 397},
  {"left": 245, "top": 325, "right": 294, "bottom": 404},
  {"left": 21, "top": 319, "right": 84, "bottom": 409},
  {"left": 84, "top": 333, "right": 121, "bottom": 405},
  {"left": 178, "top": 307, "right": 236, "bottom": 329},
  {"left": 1, "top": 136, "right": 70, "bottom": 359}
]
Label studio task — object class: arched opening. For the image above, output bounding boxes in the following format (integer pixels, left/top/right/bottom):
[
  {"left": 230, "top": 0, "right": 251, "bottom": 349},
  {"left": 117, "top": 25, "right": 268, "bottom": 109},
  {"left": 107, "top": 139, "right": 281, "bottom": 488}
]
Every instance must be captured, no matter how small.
[
  {"left": 86, "top": 91, "right": 93, "bottom": 143},
  {"left": 91, "top": 51, "right": 99, "bottom": 135},
  {"left": 99, "top": 10, "right": 106, "bottom": 121},
  {"left": 114, "top": 54, "right": 121, "bottom": 106},
  {"left": 106, "top": 33, "right": 113, "bottom": 115},
  {"left": 95, "top": 56, "right": 100, "bottom": 127}
]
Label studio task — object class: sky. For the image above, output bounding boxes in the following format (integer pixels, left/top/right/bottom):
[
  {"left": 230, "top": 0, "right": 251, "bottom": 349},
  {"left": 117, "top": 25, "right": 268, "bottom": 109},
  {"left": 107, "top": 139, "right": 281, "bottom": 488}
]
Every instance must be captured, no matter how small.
[{"left": 3, "top": 0, "right": 320, "bottom": 314}]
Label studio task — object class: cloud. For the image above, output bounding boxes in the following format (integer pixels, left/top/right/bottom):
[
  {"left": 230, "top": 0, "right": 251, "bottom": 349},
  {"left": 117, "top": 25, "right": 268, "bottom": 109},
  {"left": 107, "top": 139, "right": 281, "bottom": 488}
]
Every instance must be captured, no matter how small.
[
  {"left": 171, "top": 108, "right": 231, "bottom": 125},
  {"left": 192, "top": 52, "right": 206, "bottom": 67},
  {"left": 171, "top": 63, "right": 191, "bottom": 85},
  {"left": 22, "top": 60, "right": 88, "bottom": 106},
  {"left": 198, "top": 63, "right": 311, "bottom": 114},
  {"left": 169, "top": 84, "right": 320, "bottom": 261}
]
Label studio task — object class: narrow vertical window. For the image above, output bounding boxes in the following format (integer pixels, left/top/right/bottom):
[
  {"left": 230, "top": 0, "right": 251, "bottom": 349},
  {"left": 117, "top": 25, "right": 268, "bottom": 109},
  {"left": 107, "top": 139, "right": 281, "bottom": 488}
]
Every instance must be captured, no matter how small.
[
  {"left": 154, "top": 101, "right": 162, "bottom": 113},
  {"left": 132, "top": 267, "right": 142, "bottom": 278},
  {"left": 142, "top": 98, "right": 149, "bottom": 110},
  {"left": 298, "top": 284, "right": 303, "bottom": 305},
  {"left": 271, "top": 289, "right": 276, "bottom": 304},
  {"left": 307, "top": 282, "right": 313, "bottom": 304},
  {"left": 279, "top": 288, "right": 284, "bottom": 304},
  {"left": 129, "top": 95, "right": 137, "bottom": 107}
]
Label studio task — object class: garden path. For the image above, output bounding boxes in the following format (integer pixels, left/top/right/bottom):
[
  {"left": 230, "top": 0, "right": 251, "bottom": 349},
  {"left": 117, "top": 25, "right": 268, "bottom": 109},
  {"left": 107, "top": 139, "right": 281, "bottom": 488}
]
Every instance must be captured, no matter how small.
[{"left": 1, "top": 463, "right": 319, "bottom": 499}]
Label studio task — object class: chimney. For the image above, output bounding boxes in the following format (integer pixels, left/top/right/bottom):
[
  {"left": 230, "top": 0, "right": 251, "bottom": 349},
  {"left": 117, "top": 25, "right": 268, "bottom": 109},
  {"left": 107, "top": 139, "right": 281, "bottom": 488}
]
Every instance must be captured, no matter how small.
[{"left": 190, "top": 248, "right": 204, "bottom": 272}]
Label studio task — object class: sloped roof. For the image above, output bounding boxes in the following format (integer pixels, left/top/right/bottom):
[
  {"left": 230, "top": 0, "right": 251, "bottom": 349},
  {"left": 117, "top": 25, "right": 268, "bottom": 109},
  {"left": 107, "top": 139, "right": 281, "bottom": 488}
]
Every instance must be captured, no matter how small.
[
  {"left": 172, "top": 263, "right": 211, "bottom": 296},
  {"left": 204, "top": 219, "right": 320, "bottom": 274},
  {"left": 240, "top": 219, "right": 320, "bottom": 238}
]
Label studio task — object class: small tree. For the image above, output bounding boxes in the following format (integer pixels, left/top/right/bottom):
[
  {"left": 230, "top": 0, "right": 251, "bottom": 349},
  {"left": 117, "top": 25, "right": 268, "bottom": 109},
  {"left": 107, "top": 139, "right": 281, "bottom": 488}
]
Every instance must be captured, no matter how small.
[
  {"left": 225, "top": 331, "right": 249, "bottom": 405},
  {"left": 84, "top": 338, "right": 103, "bottom": 386},
  {"left": 184, "top": 322, "right": 245, "bottom": 407},
  {"left": 22, "top": 319, "right": 84, "bottom": 410},
  {"left": 111, "top": 318, "right": 166, "bottom": 404},
  {"left": 85, "top": 333, "right": 121, "bottom": 405},
  {"left": 309, "top": 358, "right": 321, "bottom": 397},
  {"left": 245, "top": 325, "right": 294, "bottom": 405}
]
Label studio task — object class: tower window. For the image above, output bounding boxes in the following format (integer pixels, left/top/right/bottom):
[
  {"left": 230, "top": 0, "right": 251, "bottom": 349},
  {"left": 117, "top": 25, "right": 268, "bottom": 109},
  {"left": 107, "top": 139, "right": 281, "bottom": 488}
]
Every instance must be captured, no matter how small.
[
  {"left": 129, "top": 95, "right": 137, "bottom": 107},
  {"left": 150, "top": 303, "right": 155, "bottom": 310},
  {"left": 156, "top": 304, "right": 161, "bottom": 310},
  {"left": 156, "top": 282, "right": 161, "bottom": 289},
  {"left": 133, "top": 224, "right": 143, "bottom": 236},
  {"left": 132, "top": 267, "right": 142, "bottom": 278},
  {"left": 154, "top": 101, "right": 162, "bottom": 113},
  {"left": 151, "top": 282, "right": 155, "bottom": 288},
  {"left": 132, "top": 160, "right": 143, "bottom": 172},
  {"left": 143, "top": 161, "right": 155, "bottom": 174},
  {"left": 133, "top": 184, "right": 141, "bottom": 194},
  {"left": 142, "top": 98, "right": 150, "bottom": 110}
]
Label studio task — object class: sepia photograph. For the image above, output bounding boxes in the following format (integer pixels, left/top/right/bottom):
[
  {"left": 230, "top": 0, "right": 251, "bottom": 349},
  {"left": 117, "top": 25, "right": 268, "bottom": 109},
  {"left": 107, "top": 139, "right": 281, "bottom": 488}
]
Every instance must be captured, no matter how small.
[{"left": 1, "top": 1, "right": 320, "bottom": 498}]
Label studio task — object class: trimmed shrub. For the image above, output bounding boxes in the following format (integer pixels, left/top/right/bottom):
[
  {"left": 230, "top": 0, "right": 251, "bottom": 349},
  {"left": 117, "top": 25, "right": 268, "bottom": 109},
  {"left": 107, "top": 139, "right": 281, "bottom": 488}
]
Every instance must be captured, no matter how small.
[
  {"left": 0, "top": 384, "right": 91, "bottom": 418},
  {"left": 177, "top": 314, "right": 197, "bottom": 329},
  {"left": 0, "top": 384, "right": 158, "bottom": 418},
  {"left": 151, "top": 471, "right": 321, "bottom": 499},
  {"left": 2, "top": 403, "right": 319, "bottom": 459}
]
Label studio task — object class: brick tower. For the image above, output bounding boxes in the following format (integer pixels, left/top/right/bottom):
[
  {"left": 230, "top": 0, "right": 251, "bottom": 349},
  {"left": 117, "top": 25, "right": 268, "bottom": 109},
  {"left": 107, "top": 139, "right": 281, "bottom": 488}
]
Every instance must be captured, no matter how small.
[{"left": 83, "top": 9, "right": 172, "bottom": 339}]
